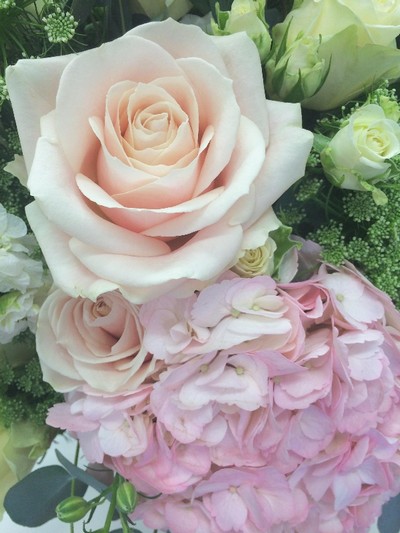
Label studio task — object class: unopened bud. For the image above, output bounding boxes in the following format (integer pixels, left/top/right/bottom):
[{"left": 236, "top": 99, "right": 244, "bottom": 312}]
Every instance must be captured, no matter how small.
[
  {"left": 116, "top": 481, "right": 138, "bottom": 514},
  {"left": 56, "top": 496, "right": 91, "bottom": 523},
  {"left": 266, "top": 21, "right": 328, "bottom": 103},
  {"left": 211, "top": 0, "right": 271, "bottom": 62}
]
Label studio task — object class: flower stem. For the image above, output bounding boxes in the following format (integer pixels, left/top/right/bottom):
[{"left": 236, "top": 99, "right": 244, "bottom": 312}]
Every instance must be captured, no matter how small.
[
  {"left": 103, "top": 475, "right": 118, "bottom": 533},
  {"left": 69, "top": 441, "right": 80, "bottom": 533},
  {"left": 118, "top": 0, "right": 126, "bottom": 35}
]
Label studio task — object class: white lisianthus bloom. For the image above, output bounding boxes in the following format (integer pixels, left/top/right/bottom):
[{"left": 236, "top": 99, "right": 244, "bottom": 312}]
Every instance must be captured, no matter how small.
[
  {"left": 0, "top": 204, "right": 43, "bottom": 293},
  {"left": 321, "top": 104, "right": 400, "bottom": 191}
]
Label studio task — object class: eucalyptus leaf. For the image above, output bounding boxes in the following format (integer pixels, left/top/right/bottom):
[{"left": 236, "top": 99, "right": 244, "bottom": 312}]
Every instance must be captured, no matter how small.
[
  {"left": 56, "top": 449, "right": 109, "bottom": 495},
  {"left": 378, "top": 493, "right": 400, "bottom": 533},
  {"left": 4, "top": 465, "right": 87, "bottom": 527}
]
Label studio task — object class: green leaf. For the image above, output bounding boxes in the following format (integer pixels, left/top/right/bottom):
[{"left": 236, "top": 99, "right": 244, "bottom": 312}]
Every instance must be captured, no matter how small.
[
  {"left": 313, "top": 132, "right": 331, "bottom": 152},
  {"left": 56, "top": 449, "right": 109, "bottom": 495},
  {"left": 270, "top": 224, "right": 301, "bottom": 277},
  {"left": 4, "top": 465, "right": 87, "bottom": 527}
]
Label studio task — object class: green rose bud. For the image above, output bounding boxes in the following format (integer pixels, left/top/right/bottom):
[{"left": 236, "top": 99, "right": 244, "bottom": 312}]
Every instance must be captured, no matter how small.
[
  {"left": 211, "top": 0, "right": 271, "bottom": 62},
  {"left": 266, "top": 22, "right": 328, "bottom": 103},
  {"left": 56, "top": 496, "right": 91, "bottom": 523},
  {"left": 116, "top": 481, "right": 138, "bottom": 514}
]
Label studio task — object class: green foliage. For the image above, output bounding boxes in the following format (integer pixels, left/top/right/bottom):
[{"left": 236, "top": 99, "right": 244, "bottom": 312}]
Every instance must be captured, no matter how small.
[{"left": 0, "top": 332, "right": 62, "bottom": 428}]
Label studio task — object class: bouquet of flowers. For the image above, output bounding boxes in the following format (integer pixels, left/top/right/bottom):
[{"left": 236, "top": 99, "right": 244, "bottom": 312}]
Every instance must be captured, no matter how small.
[{"left": 2, "top": 1, "right": 400, "bottom": 532}]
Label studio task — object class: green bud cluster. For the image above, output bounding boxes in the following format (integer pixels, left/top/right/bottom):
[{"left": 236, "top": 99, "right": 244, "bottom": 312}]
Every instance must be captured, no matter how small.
[
  {"left": 0, "top": 0, "right": 16, "bottom": 10},
  {"left": 43, "top": 7, "right": 78, "bottom": 44},
  {"left": 0, "top": 76, "right": 8, "bottom": 107}
]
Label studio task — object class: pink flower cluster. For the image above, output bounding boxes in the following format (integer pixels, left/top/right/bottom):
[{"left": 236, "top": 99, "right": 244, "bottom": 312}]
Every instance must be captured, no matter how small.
[{"left": 46, "top": 265, "right": 400, "bottom": 532}]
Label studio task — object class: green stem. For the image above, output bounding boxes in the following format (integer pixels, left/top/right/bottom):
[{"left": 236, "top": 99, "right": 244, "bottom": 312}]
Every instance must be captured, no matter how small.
[
  {"left": 118, "top": 0, "right": 126, "bottom": 35},
  {"left": 119, "top": 511, "right": 131, "bottom": 533},
  {"left": 69, "top": 442, "right": 80, "bottom": 533},
  {"left": 103, "top": 475, "right": 119, "bottom": 533}
]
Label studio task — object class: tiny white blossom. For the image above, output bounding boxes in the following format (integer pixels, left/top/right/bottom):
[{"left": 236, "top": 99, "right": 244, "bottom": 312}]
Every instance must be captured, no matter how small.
[{"left": 0, "top": 291, "right": 38, "bottom": 344}]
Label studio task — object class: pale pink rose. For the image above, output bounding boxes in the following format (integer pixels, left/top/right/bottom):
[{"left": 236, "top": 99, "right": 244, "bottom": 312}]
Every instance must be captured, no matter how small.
[
  {"left": 36, "top": 289, "right": 156, "bottom": 393},
  {"left": 6, "top": 20, "right": 312, "bottom": 303}
]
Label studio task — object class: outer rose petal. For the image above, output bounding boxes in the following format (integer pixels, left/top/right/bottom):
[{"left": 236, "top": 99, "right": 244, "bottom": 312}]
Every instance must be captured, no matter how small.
[{"left": 5, "top": 54, "right": 74, "bottom": 171}]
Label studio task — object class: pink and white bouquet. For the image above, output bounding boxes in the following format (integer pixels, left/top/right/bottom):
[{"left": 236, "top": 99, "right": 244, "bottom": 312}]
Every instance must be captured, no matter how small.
[{"left": 2, "top": 0, "right": 400, "bottom": 532}]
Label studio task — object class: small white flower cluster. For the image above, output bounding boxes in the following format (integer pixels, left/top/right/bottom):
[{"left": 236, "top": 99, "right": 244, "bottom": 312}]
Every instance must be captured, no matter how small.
[
  {"left": 43, "top": 7, "right": 78, "bottom": 44},
  {"left": 0, "top": 0, "right": 16, "bottom": 10},
  {"left": 0, "top": 204, "right": 46, "bottom": 344},
  {"left": 0, "top": 76, "right": 8, "bottom": 107}
]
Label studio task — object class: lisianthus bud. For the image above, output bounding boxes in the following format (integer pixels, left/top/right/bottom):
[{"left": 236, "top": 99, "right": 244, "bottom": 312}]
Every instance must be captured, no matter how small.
[
  {"left": 116, "top": 481, "right": 138, "bottom": 514},
  {"left": 320, "top": 104, "right": 400, "bottom": 201},
  {"left": 266, "top": 23, "right": 327, "bottom": 103},
  {"left": 56, "top": 496, "right": 91, "bottom": 523},
  {"left": 211, "top": 0, "right": 271, "bottom": 62}
]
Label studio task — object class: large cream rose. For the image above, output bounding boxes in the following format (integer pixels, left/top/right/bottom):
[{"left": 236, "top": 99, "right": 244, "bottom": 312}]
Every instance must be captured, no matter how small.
[{"left": 6, "top": 20, "right": 312, "bottom": 303}]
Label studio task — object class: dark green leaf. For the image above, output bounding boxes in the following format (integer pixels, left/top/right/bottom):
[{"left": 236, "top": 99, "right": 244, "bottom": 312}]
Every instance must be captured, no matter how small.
[
  {"left": 71, "top": 0, "right": 96, "bottom": 24},
  {"left": 191, "top": 0, "right": 214, "bottom": 16},
  {"left": 4, "top": 465, "right": 87, "bottom": 527},
  {"left": 110, "top": 529, "right": 142, "bottom": 533}
]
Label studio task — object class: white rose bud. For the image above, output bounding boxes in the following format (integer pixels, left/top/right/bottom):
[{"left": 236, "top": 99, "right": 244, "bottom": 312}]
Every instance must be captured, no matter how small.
[
  {"left": 233, "top": 237, "right": 277, "bottom": 278},
  {"left": 212, "top": 0, "right": 271, "bottom": 62},
  {"left": 266, "top": 25, "right": 327, "bottom": 102},
  {"left": 321, "top": 104, "right": 400, "bottom": 193}
]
